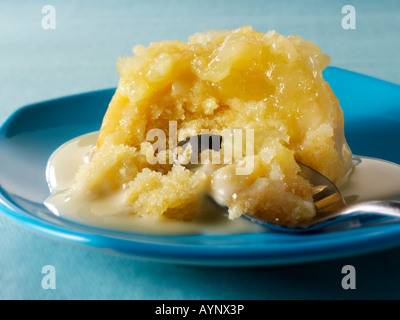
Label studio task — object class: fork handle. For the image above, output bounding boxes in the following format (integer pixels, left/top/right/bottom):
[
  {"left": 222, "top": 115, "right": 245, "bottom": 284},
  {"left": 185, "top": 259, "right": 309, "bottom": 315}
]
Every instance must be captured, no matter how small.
[{"left": 339, "top": 200, "right": 400, "bottom": 218}]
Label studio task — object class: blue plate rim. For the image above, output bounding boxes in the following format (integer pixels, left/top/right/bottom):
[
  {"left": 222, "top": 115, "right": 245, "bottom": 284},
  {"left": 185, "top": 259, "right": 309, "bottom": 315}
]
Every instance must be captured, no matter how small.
[{"left": 1, "top": 66, "right": 400, "bottom": 267}]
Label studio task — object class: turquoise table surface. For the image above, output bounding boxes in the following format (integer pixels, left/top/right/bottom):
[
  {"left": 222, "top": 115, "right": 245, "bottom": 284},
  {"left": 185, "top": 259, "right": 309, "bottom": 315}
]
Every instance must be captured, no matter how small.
[{"left": 1, "top": 0, "right": 400, "bottom": 299}]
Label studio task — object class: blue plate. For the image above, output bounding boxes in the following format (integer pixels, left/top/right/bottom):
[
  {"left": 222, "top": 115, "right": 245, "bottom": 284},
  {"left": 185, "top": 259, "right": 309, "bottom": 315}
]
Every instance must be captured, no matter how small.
[{"left": 1, "top": 67, "right": 400, "bottom": 267}]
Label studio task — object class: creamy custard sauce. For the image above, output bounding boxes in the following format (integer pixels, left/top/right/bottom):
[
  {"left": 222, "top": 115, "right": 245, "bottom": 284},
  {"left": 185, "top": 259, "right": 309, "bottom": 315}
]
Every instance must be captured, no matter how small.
[
  {"left": 45, "top": 132, "right": 400, "bottom": 235},
  {"left": 45, "top": 132, "right": 264, "bottom": 235}
]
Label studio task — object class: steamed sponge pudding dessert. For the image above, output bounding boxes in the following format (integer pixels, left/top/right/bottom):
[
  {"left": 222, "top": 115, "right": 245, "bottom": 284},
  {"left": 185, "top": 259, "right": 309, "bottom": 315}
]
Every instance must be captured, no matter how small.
[{"left": 72, "top": 26, "right": 352, "bottom": 226}]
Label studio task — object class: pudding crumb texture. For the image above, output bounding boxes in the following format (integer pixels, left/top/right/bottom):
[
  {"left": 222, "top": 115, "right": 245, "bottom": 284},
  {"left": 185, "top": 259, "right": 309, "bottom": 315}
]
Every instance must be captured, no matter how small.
[{"left": 72, "top": 26, "right": 353, "bottom": 225}]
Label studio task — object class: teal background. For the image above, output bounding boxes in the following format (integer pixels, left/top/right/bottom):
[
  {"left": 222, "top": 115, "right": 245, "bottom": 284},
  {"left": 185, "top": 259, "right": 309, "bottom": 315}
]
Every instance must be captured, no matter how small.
[{"left": 1, "top": 0, "right": 400, "bottom": 299}]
